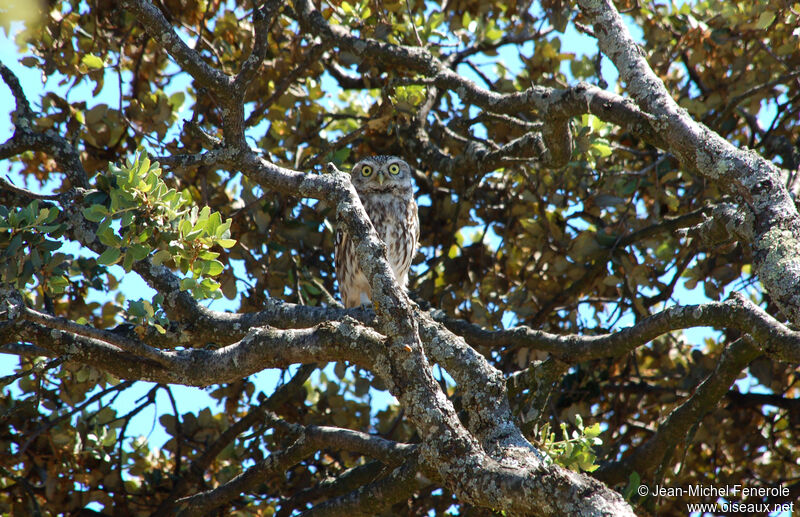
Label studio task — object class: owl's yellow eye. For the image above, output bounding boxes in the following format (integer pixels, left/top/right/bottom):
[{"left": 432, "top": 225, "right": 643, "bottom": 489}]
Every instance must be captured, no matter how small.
[
  {"left": 361, "top": 165, "right": 373, "bottom": 177},
  {"left": 388, "top": 163, "right": 401, "bottom": 175}
]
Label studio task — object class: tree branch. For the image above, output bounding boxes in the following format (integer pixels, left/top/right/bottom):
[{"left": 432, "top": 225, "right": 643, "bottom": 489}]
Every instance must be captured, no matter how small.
[
  {"left": 178, "top": 419, "right": 317, "bottom": 513},
  {"left": 16, "top": 301, "right": 172, "bottom": 366},
  {"left": 0, "top": 60, "right": 34, "bottom": 120},
  {"left": 120, "top": 0, "right": 230, "bottom": 92},
  {"left": 179, "top": 410, "right": 417, "bottom": 513},
  {"left": 293, "top": 0, "right": 657, "bottom": 169},
  {"left": 595, "top": 337, "right": 761, "bottom": 485},
  {"left": 578, "top": 0, "right": 800, "bottom": 326},
  {"left": 233, "top": 1, "right": 281, "bottom": 92},
  {"left": 0, "top": 316, "right": 384, "bottom": 386},
  {"left": 0, "top": 62, "right": 90, "bottom": 189},
  {"left": 434, "top": 293, "right": 800, "bottom": 364},
  {"left": 153, "top": 364, "right": 317, "bottom": 516},
  {"left": 300, "top": 456, "right": 423, "bottom": 517}
]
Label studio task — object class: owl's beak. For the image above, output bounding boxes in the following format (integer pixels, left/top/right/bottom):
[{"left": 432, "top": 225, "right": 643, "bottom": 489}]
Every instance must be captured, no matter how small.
[{"left": 377, "top": 172, "right": 385, "bottom": 185}]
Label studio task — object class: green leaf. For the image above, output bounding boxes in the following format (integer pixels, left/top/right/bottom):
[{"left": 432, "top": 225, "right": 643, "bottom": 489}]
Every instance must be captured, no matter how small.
[
  {"left": 217, "top": 238, "right": 236, "bottom": 249},
  {"left": 97, "top": 247, "right": 121, "bottom": 265},
  {"left": 83, "top": 204, "right": 108, "bottom": 223},
  {"left": 211, "top": 239, "right": 236, "bottom": 249},
  {"left": 169, "top": 91, "right": 185, "bottom": 109},
  {"left": 184, "top": 229, "right": 204, "bottom": 241},
  {"left": 486, "top": 26, "right": 503, "bottom": 42},
  {"left": 206, "top": 211, "right": 222, "bottom": 237},
  {"left": 200, "top": 277, "right": 221, "bottom": 295},
  {"left": 102, "top": 429, "right": 117, "bottom": 447},
  {"left": 138, "top": 156, "right": 151, "bottom": 177},
  {"left": 591, "top": 141, "right": 612, "bottom": 157},
  {"left": 584, "top": 423, "right": 602, "bottom": 438},
  {"left": 303, "top": 282, "right": 321, "bottom": 295},
  {"left": 755, "top": 11, "right": 776, "bottom": 30},
  {"left": 126, "top": 159, "right": 137, "bottom": 186},
  {"left": 34, "top": 208, "right": 49, "bottom": 224},
  {"left": 7, "top": 233, "right": 24, "bottom": 255},
  {"left": 623, "top": 471, "right": 641, "bottom": 500},
  {"left": 127, "top": 300, "right": 143, "bottom": 318},
  {"left": 461, "top": 11, "right": 471, "bottom": 29},
  {"left": 138, "top": 175, "right": 153, "bottom": 193},
  {"left": 203, "top": 259, "right": 224, "bottom": 276},
  {"left": 120, "top": 211, "right": 135, "bottom": 227},
  {"left": 152, "top": 249, "right": 173, "bottom": 265},
  {"left": 30, "top": 249, "right": 42, "bottom": 269},
  {"left": 197, "top": 206, "right": 210, "bottom": 224},
  {"left": 81, "top": 54, "right": 105, "bottom": 69},
  {"left": 48, "top": 276, "right": 70, "bottom": 294},
  {"left": 76, "top": 367, "right": 90, "bottom": 383},
  {"left": 128, "top": 244, "right": 150, "bottom": 261},
  {"left": 97, "top": 225, "right": 122, "bottom": 248},
  {"left": 179, "top": 219, "right": 192, "bottom": 237},
  {"left": 40, "top": 239, "right": 62, "bottom": 252},
  {"left": 122, "top": 252, "right": 135, "bottom": 272}
]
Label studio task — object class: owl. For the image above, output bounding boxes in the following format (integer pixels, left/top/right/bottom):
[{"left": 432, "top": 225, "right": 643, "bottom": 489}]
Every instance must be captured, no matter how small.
[{"left": 335, "top": 156, "right": 419, "bottom": 308}]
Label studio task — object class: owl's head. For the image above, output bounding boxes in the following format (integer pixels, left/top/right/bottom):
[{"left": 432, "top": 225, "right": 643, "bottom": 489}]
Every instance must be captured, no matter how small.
[{"left": 350, "top": 156, "right": 413, "bottom": 193}]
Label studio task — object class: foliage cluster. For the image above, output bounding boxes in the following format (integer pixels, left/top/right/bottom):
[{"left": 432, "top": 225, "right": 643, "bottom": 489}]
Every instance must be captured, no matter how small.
[{"left": 1, "top": 0, "right": 799, "bottom": 515}]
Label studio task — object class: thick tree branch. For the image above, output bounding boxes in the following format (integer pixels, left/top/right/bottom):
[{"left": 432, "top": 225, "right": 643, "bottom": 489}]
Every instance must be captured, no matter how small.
[
  {"left": 16, "top": 301, "right": 171, "bottom": 366},
  {"left": 179, "top": 422, "right": 317, "bottom": 513},
  {"left": 417, "top": 311, "right": 539, "bottom": 456},
  {"left": 509, "top": 357, "right": 570, "bottom": 432},
  {"left": 435, "top": 293, "right": 800, "bottom": 364},
  {"left": 0, "top": 176, "right": 61, "bottom": 206},
  {"left": 234, "top": 153, "right": 633, "bottom": 513},
  {"left": 277, "top": 461, "right": 393, "bottom": 516},
  {"left": 680, "top": 202, "right": 754, "bottom": 246},
  {"left": 0, "top": 60, "right": 34, "bottom": 120},
  {"left": 0, "top": 316, "right": 383, "bottom": 386},
  {"left": 120, "top": 0, "right": 275, "bottom": 148}
]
